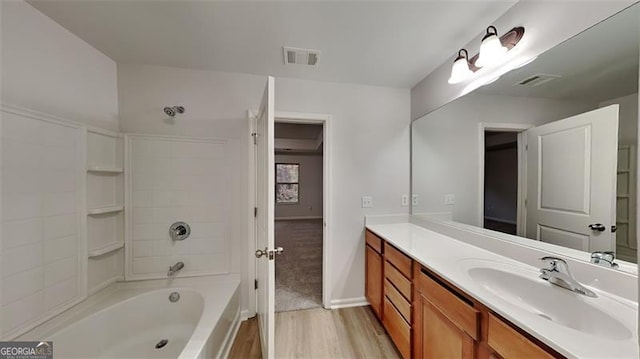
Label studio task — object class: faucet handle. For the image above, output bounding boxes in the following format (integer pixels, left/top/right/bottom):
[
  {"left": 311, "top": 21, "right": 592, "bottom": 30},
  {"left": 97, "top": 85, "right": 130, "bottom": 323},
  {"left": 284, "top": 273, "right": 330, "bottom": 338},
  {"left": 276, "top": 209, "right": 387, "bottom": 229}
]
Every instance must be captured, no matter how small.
[
  {"left": 539, "top": 256, "right": 566, "bottom": 270},
  {"left": 590, "top": 251, "right": 618, "bottom": 268}
]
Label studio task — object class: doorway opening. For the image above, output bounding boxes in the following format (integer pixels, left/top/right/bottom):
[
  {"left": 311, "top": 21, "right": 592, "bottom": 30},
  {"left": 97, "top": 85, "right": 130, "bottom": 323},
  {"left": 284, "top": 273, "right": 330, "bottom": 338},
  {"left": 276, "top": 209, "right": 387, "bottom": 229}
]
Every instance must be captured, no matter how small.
[
  {"left": 483, "top": 131, "right": 519, "bottom": 235},
  {"left": 274, "top": 121, "right": 324, "bottom": 312}
]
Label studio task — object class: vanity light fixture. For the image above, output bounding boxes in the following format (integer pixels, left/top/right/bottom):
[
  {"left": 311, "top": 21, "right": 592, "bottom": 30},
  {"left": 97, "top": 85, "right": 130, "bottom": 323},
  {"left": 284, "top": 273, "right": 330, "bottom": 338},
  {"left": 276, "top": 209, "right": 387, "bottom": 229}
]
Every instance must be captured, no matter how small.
[
  {"left": 476, "top": 26, "right": 508, "bottom": 67},
  {"left": 448, "top": 49, "right": 474, "bottom": 84},
  {"left": 448, "top": 25, "right": 525, "bottom": 84}
]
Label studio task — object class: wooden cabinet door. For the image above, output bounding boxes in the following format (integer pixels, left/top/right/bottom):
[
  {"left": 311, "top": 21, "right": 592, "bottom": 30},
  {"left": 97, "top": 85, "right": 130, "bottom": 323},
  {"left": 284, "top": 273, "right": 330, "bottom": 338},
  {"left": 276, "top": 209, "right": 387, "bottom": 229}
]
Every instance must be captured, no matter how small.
[
  {"left": 414, "top": 293, "right": 475, "bottom": 359},
  {"left": 365, "top": 245, "right": 383, "bottom": 318}
]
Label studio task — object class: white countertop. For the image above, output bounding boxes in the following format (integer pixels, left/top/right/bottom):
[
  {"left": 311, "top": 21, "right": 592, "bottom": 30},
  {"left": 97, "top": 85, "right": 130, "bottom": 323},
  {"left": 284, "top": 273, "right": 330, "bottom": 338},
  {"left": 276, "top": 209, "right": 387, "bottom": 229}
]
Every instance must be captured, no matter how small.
[{"left": 366, "top": 222, "right": 639, "bottom": 359}]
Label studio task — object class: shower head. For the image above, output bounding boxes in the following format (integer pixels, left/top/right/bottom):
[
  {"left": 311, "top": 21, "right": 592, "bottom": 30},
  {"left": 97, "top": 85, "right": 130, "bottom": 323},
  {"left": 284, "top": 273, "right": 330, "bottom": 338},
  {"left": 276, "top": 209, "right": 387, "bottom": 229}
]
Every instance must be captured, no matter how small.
[{"left": 164, "top": 106, "right": 185, "bottom": 117}]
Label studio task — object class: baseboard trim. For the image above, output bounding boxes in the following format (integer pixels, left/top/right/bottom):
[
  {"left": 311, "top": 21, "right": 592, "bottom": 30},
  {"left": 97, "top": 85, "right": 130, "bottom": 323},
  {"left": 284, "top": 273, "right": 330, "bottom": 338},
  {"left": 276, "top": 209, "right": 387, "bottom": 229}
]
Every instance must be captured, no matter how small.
[
  {"left": 330, "top": 297, "right": 369, "bottom": 309},
  {"left": 275, "top": 216, "right": 323, "bottom": 221},
  {"left": 240, "top": 309, "right": 254, "bottom": 321}
]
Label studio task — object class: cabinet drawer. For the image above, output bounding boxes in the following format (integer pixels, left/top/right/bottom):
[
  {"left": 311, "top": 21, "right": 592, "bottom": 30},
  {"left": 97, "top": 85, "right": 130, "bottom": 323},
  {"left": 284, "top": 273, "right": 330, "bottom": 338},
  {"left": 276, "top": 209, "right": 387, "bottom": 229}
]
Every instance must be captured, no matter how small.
[
  {"left": 488, "top": 314, "right": 554, "bottom": 359},
  {"left": 417, "top": 269, "right": 479, "bottom": 340},
  {"left": 384, "top": 242, "right": 412, "bottom": 278},
  {"left": 383, "top": 297, "right": 411, "bottom": 359},
  {"left": 384, "top": 279, "right": 411, "bottom": 323},
  {"left": 384, "top": 260, "right": 411, "bottom": 300},
  {"left": 365, "top": 230, "right": 382, "bottom": 254}
]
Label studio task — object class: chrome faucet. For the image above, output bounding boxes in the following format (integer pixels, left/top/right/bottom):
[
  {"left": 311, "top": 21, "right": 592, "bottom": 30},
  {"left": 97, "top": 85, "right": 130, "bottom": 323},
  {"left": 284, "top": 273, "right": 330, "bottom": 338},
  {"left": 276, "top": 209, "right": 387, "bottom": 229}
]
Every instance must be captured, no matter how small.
[
  {"left": 539, "top": 256, "right": 597, "bottom": 298},
  {"left": 167, "top": 261, "right": 184, "bottom": 276},
  {"left": 590, "top": 251, "right": 619, "bottom": 268}
]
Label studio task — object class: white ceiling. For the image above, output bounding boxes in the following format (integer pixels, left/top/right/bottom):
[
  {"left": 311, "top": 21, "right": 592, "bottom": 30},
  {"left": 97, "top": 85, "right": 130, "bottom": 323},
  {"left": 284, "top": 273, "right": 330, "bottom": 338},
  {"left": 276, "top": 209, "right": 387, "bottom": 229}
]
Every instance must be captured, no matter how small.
[
  {"left": 479, "top": 4, "right": 639, "bottom": 103},
  {"left": 26, "top": 0, "right": 517, "bottom": 88}
]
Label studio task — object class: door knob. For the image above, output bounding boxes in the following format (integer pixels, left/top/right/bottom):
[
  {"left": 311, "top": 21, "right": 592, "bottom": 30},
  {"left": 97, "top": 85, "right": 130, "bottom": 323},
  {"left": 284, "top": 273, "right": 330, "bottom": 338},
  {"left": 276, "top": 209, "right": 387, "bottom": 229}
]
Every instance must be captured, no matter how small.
[
  {"left": 255, "top": 247, "right": 268, "bottom": 258},
  {"left": 588, "top": 223, "right": 606, "bottom": 232},
  {"left": 255, "top": 247, "right": 284, "bottom": 260}
]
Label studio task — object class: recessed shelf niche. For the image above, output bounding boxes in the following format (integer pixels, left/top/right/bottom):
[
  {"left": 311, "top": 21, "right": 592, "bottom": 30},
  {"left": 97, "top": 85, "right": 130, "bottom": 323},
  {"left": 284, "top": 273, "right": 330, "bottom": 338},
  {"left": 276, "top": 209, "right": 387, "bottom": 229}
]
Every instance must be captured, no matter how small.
[{"left": 86, "top": 128, "right": 125, "bottom": 294}]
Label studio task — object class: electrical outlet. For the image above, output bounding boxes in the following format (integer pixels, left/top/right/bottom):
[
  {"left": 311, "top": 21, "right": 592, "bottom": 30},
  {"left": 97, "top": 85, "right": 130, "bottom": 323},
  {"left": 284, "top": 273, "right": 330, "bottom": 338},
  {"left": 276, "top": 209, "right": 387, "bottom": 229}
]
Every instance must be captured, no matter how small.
[
  {"left": 361, "top": 196, "right": 373, "bottom": 208},
  {"left": 412, "top": 194, "right": 419, "bottom": 206},
  {"left": 445, "top": 194, "right": 456, "bottom": 205},
  {"left": 401, "top": 195, "right": 409, "bottom": 207}
]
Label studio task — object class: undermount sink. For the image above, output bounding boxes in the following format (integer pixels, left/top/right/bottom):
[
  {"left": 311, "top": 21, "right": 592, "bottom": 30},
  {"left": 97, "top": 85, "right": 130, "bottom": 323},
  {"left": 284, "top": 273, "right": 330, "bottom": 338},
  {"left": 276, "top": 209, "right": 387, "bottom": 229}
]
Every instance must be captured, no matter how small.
[{"left": 459, "top": 259, "right": 633, "bottom": 341}]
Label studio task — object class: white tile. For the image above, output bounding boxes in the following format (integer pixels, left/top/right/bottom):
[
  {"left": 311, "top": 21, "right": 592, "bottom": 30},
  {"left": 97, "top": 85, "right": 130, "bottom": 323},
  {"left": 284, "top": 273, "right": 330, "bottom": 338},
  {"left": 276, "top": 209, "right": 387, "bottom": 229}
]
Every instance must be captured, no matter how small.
[
  {"left": 41, "top": 121, "right": 77, "bottom": 148},
  {"left": 43, "top": 192, "right": 77, "bottom": 217},
  {"left": 41, "top": 146, "right": 77, "bottom": 171},
  {"left": 1, "top": 140, "right": 41, "bottom": 169},
  {"left": 2, "top": 113, "right": 42, "bottom": 144},
  {"left": 190, "top": 254, "right": 229, "bottom": 273},
  {"left": 2, "top": 165, "right": 40, "bottom": 194},
  {"left": 2, "top": 267, "right": 44, "bottom": 305},
  {"left": 42, "top": 170, "right": 77, "bottom": 193},
  {"left": 132, "top": 241, "right": 152, "bottom": 258},
  {"left": 133, "top": 256, "right": 174, "bottom": 275},
  {"left": 44, "top": 256, "right": 76, "bottom": 287},
  {"left": 44, "top": 214, "right": 76, "bottom": 240},
  {"left": 44, "top": 235, "right": 76, "bottom": 263},
  {"left": 189, "top": 222, "right": 225, "bottom": 239},
  {"left": 2, "top": 243, "right": 43, "bottom": 277},
  {"left": 44, "top": 276, "right": 77, "bottom": 311},
  {"left": 132, "top": 224, "right": 167, "bottom": 240},
  {"left": 2, "top": 218, "right": 43, "bottom": 250},
  {"left": 1, "top": 291, "right": 44, "bottom": 335},
  {"left": 2, "top": 193, "right": 41, "bottom": 221},
  {"left": 186, "top": 206, "right": 227, "bottom": 223},
  {"left": 189, "top": 238, "right": 225, "bottom": 255}
]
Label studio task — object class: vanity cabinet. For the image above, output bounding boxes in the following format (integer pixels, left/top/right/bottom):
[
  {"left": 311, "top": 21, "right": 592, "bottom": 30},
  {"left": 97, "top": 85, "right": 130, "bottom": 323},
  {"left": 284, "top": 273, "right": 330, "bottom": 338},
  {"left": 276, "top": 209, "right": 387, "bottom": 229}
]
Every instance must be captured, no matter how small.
[
  {"left": 383, "top": 242, "right": 414, "bottom": 359},
  {"left": 413, "top": 266, "right": 479, "bottom": 358},
  {"left": 364, "top": 229, "right": 563, "bottom": 359},
  {"left": 365, "top": 231, "right": 383, "bottom": 318}
]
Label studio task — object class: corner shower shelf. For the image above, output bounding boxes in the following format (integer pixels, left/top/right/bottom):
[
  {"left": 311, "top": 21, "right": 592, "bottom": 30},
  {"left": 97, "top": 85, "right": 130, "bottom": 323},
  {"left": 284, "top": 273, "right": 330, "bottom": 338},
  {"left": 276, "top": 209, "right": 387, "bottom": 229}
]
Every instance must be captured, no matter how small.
[
  {"left": 87, "top": 166, "right": 123, "bottom": 174},
  {"left": 87, "top": 205, "right": 124, "bottom": 215},
  {"left": 88, "top": 241, "right": 124, "bottom": 257}
]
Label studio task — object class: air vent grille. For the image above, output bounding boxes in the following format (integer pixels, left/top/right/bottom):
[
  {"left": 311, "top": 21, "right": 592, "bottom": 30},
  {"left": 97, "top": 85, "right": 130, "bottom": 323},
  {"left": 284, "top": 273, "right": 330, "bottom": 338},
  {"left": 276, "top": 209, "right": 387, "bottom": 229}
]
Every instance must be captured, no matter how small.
[
  {"left": 283, "top": 46, "right": 320, "bottom": 67},
  {"left": 515, "top": 73, "right": 561, "bottom": 87}
]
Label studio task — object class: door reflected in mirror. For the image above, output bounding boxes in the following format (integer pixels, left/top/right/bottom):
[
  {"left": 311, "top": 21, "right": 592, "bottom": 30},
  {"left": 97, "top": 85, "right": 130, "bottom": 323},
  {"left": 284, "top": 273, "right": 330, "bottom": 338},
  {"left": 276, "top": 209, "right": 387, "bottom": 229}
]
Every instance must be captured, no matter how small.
[{"left": 411, "top": 4, "right": 639, "bottom": 266}]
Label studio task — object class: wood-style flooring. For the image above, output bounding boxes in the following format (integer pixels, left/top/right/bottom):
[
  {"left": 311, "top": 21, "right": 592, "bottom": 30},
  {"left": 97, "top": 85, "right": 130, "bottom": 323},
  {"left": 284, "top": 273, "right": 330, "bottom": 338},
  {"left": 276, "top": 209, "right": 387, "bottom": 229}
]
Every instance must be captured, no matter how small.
[{"left": 228, "top": 306, "right": 400, "bottom": 358}]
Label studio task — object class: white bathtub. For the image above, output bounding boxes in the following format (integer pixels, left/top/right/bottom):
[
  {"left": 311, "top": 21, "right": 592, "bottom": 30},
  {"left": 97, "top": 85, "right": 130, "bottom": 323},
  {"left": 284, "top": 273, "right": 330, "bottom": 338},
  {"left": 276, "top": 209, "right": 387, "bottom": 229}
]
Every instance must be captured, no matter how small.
[{"left": 17, "top": 276, "right": 241, "bottom": 359}]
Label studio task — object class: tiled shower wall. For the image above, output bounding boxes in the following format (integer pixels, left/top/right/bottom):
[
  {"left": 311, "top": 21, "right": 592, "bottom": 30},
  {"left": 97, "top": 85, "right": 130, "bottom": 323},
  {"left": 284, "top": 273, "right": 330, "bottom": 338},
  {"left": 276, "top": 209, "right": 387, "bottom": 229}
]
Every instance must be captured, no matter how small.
[
  {"left": 1, "top": 109, "right": 85, "bottom": 338},
  {"left": 127, "top": 135, "right": 230, "bottom": 279}
]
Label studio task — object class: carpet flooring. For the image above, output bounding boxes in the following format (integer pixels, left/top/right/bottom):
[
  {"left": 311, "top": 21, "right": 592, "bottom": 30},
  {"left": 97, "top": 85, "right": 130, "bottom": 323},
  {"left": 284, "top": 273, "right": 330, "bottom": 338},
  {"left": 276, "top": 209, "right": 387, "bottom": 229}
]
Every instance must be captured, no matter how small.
[{"left": 274, "top": 219, "right": 323, "bottom": 312}]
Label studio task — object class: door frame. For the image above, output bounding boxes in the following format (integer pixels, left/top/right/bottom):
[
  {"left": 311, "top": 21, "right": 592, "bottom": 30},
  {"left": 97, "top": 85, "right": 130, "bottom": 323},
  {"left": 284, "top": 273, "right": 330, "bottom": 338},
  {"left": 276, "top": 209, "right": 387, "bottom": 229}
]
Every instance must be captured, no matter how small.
[
  {"left": 478, "top": 122, "right": 532, "bottom": 236},
  {"left": 247, "top": 110, "right": 332, "bottom": 317}
]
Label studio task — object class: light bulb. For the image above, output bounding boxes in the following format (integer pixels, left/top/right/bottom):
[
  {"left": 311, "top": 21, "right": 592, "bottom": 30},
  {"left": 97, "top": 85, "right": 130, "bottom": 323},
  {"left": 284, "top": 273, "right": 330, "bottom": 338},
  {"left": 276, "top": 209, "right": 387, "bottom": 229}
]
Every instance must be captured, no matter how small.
[
  {"left": 476, "top": 26, "right": 507, "bottom": 68},
  {"left": 448, "top": 49, "right": 473, "bottom": 84}
]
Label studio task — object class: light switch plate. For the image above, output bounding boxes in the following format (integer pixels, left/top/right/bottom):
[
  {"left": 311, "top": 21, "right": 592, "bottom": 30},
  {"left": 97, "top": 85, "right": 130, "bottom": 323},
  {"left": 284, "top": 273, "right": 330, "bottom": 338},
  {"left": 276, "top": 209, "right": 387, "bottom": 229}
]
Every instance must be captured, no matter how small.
[
  {"left": 361, "top": 196, "right": 373, "bottom": 208},
  {"left": 445, "top": 194, "right": 456, "bottom": 205},
  {"left": 401, "top": 195, "right": 409, "bottom": 207},
  {"left": 412, "top": 194, "right": 419, "bottom": 206}
]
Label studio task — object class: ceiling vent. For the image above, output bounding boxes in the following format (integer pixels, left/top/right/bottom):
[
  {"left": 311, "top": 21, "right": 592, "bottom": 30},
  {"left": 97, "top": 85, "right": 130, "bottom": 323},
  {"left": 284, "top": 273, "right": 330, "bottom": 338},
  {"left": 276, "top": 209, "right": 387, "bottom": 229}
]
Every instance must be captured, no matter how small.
[
  {"left": 515, "top": 73, "right": 561, "bottom": 87},
  {"left": 283, "top": 46, "right": 320, "bottom": 67}
]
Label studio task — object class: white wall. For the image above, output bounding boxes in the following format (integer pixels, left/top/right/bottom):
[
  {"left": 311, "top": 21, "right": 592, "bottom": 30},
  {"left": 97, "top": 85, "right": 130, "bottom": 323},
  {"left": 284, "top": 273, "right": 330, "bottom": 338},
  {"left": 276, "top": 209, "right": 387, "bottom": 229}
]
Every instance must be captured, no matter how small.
[
  {"left": 601, "top": 93, "right": 639, "bottom": 147},
  {"left": 411, "top": 1, "right": 635, "bottom": 120},
  {"left": 412, "top": 92, "right": 596, "bottom": 226},
  {"left": 275, "top": 154, "right": 323, "bottom": 219},
  {"left": 1, "top": 1, "right": 119, "bottom": 131},
  {"left": 117, "top": 64, "right": 410, "bottom": 311}
]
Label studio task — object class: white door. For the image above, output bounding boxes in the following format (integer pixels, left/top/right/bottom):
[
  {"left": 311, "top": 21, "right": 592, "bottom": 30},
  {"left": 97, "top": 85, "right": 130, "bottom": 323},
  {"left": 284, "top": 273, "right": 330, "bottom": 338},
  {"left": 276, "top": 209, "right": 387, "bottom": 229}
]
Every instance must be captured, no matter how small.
[
  {"left": 526, "top": 105, "right": 619, "bottom": 251},
  {"left": 255, "top": 76, "right": 276, "bottom": 359}
]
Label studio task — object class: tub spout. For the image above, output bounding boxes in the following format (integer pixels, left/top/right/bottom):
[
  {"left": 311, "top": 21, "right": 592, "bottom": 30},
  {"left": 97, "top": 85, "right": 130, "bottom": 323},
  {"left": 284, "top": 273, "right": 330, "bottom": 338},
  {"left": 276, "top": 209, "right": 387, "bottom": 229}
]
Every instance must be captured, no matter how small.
[{"left": 167, "top": 261, "right": 184, "bottom": 276}]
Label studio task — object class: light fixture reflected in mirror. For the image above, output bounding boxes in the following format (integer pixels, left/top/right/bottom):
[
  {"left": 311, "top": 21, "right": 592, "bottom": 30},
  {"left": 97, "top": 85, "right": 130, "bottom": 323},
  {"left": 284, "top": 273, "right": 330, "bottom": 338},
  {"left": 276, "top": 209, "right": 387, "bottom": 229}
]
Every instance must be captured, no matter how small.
[
  {"left": 448, "top": 25, "right": 525, "bottom": 85},
  {"left": 448, "top": 49, "right": 473, "bottom": 84},
  {"left": 476, "top": 26, "right": 508, "bottom": 68}
]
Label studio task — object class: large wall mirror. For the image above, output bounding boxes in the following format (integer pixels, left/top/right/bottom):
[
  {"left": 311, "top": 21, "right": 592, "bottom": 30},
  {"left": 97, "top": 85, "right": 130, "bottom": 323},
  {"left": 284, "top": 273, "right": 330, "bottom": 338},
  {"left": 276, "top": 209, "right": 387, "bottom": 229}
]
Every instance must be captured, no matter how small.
[{"left": 411, "top": 3, "right": 640, "bottom": 269}]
